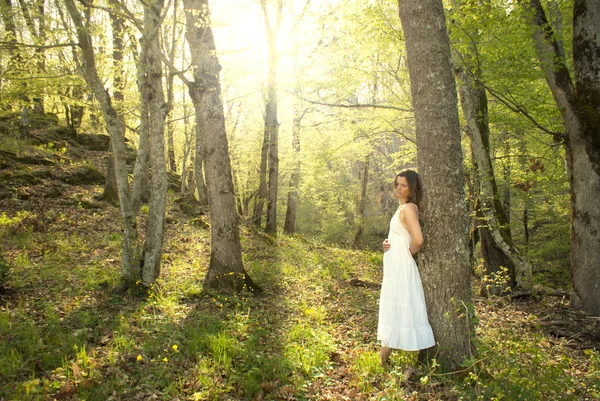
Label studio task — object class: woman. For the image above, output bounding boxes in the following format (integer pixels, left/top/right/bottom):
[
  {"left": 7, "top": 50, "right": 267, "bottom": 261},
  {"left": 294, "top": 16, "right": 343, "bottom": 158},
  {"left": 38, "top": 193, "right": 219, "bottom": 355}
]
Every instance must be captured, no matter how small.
[{"left": 378, "top": 169, "right": 435, "bottom": 366}]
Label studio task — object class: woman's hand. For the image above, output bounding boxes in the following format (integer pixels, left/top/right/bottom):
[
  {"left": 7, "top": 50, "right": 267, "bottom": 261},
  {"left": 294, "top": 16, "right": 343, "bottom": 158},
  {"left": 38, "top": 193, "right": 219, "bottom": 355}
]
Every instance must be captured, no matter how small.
[{"left": 382, "top": 239, "right": 391, "bottom": 252}]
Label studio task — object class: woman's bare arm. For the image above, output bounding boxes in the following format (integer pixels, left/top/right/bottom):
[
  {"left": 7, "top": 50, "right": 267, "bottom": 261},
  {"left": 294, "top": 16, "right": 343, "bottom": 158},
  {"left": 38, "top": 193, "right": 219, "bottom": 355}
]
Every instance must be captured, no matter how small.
[{"left": 401, "top": 203, "right": 423, "bottom": 255}]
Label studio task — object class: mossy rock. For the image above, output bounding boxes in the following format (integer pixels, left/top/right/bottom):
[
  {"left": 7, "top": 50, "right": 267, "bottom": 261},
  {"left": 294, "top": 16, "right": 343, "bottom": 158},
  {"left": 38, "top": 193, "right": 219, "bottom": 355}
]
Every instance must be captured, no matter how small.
[
  {"left": 0, "top": 186, "right": 13, "bottom": 199},
  {"left": 32, "top": 169, "right": 53, "bottom": 179},
  {"left": 59, "top": 165, "right": 105, "bottom": 185},
  {"left": 72, "top": 133, "right": 111, "bottom": 151},
  {"left": 174, "top": 193, "right": 204, "bottom": 217},
  {"left": 189, "top": 216, "right": 210, "bottom": 229},
  {"left": 17, "top": 154, "right": 57, "bottom": 166},
  {"left": 0, "top": 169, "right": 41, "bottom": 187},
  {"left": 0, "top": 157, "right": 10, "bottom": 170},
  {"left": 30, "top": 113, "right": 60, "bottom": 129},
  {"left": 16, "top": 187, "right": 30, "bottom": 200},
  {"left": 167, "top": 170, "right": 182, "bottom": 191},
  {"left": 78, "top": 198, "right": 103, "bottom": 209},
  {"left": 42, "top": 185, "right": 63, "bottom": 198}
]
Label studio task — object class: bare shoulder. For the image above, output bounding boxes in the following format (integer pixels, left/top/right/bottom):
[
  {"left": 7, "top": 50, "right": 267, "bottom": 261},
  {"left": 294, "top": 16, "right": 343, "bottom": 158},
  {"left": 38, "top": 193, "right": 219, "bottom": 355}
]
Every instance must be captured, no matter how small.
[{"left": 403, "top": 203, "right": 419, "bottom": 217}]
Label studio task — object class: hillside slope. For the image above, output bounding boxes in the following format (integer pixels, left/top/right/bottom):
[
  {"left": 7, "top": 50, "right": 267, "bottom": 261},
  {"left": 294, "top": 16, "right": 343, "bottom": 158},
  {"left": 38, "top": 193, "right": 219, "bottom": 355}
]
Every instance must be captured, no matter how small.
[{"left": 1, "top": 114, "right": 599, "bottom": 400}]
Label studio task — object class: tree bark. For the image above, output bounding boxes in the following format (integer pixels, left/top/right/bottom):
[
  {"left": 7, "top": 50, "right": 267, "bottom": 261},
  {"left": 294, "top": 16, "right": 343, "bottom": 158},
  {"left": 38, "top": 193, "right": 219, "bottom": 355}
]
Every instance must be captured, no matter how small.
[
  {"left": 194, "top": 117, "right": 208, "bottom": 206},
  {"left": 132, "top": 49, "right": 151, "bottom": 211},
  {"left": 252, "top": 121, "right": 269, "bottom": 226},
  {"left": 103, "top": 0, "right": 125, "bottom": 203},
  {"left": 397, "top": 0, "right": 476, "bottom": 371},
  {"left": 523, "top": 0, "right": 600, "bottom": 315},
  {"left": 165, "top": 0, "right": 179, "bottom": 173},
  {"left": 184, "top": 0, "right": 260, "bottom": 292},
  {"left": 284, "top": 105, "right": 304, "bottom": 235},
  {"left": 257, "top": 0, "right": 283, "bottom": 234},
  {"left": 64, "top": 0, "right": 140, "bottom": 287},
  {"left": 353, "top": 157, "right": 369, "bottom": 247},
  {"left": 16, "top": 0, "right": 44, "bottom": 113},
  {"left": 141, "top": 0, "right": 168, "bottom": 285},
  {"left": 456, "top": 70, "right": 530, "bottom": 293}
]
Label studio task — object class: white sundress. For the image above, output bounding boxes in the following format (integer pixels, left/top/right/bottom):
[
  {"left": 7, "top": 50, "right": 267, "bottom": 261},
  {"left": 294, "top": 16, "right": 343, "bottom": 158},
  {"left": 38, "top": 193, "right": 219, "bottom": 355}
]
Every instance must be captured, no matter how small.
[{"left": 377, "top": 204, "right": 435, "bottom": 351}]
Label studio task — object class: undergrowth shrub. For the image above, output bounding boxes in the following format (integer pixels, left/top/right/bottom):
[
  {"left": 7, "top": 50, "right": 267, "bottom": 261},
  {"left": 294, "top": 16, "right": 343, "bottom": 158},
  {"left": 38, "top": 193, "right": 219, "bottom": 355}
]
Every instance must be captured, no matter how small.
[
  {"left": 463, "top": 327, "right": 577, "bottom": 400},
  {"left": 0, "top": 254, "right": 10, "bottom": 287}
]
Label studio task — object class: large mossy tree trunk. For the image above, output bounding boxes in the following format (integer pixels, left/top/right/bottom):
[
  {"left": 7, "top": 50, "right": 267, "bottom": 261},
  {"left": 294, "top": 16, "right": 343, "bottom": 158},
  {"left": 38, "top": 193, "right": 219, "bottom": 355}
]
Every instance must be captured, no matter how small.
[
  {"left": 64, "top": 0, "right": 140, "bottom": 287},
  {"left": 397, "top": 0, "right": 476, "bottom": 371},
  {"left": 523, "top": 0, "right": 600, "bottom": 315},
  {"left": 184, "top": 0, "right": 260, "bottom": 292}
]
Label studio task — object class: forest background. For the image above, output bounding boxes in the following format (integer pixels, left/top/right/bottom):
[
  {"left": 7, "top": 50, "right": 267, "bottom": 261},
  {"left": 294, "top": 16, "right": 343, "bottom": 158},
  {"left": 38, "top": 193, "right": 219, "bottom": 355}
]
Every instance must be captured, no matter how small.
[{"left": 1, "top": 0, "right": 599, "bottom": 399}]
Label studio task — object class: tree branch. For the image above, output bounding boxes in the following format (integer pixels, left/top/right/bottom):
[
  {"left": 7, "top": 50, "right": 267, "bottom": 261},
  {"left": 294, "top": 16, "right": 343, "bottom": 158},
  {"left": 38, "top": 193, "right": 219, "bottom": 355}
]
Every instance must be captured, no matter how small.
[
  {"left": 0, "top": 41, "right": 78, "bottom": 49},
  {"left": 295, "top": 94, "right": 412, "bottom": 112},
  {"left": 484, "top": 84, "right": 565, "bottom": 139}
]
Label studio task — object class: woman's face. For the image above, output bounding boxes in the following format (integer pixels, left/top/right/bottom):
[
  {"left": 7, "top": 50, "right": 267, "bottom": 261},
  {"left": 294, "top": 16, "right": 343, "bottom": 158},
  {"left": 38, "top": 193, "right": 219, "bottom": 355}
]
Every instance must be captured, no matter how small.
[{"left": 395, "top": 176, "right": 411, "bottom": 202}]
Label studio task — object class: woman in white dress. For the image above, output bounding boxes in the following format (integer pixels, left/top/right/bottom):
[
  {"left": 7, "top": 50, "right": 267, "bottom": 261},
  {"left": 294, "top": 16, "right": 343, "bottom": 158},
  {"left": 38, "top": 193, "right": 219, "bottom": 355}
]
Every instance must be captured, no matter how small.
[{"left": 378, "top": 169, "right": 435, "bottom": 366}]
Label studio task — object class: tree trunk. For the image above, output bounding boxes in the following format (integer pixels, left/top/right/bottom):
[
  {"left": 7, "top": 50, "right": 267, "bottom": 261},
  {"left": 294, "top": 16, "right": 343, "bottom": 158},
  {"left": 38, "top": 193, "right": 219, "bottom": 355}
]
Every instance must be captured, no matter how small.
[
  {"left": 284, "top": 105, "right": 303, "bottom": 235},
  {"left": 132, "top": 51, "right": 151, "bottom": 211},
  {"left": 17, "top": 0, "right": 45, "bottom": 114},
  {"left": 456, "top": 70, "right": 529, "bottom": 293},
  {"left": 141, "top": 0, "right": 168, "bottom": 285},
  {"left": 353, "top": 157, "right": 369, "bottom": 247},
  {"left": 252, "top": 122, "right": 269, "bottom": 226},
  {"left": 1, "top": 0, "right": 18, "bottom": 59},
  {"left": 64, "top": 0, "right": 140, "bottom": 287},
  {"left": 184, "top": 0, "right": 260, "bottom": 292},
  {"left": 397, "top": 0, "right": 476, "bottom": 371},
  {"left": 263, "top": 1, "right": 282, "bottom": 235},
  {"left": 524, "top": 0, "right": 600, "bottom": 315},
  {"left": 194, "top": 119, "right": 209, "bottom": 206},
  {"left": 165, "top": 0, "right": 178, "bottom": 173},
  {"left": 103, "top": 0, "right": 125, "bottom": 203},
  {"left": 180, "top": 122, "right": 193, "bottom": 194},
  {"left": 1, "top": 0, "right": 26, "bottom": 107}
]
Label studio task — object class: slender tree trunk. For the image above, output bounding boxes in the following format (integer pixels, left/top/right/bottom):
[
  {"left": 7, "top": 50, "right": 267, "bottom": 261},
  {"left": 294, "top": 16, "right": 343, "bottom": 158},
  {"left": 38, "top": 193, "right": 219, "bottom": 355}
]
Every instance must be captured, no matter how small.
[
  {"left": 456, "top": 70, "right": 530, "bottom": 293},
  {"left": 194, "top": 120, "right": 209, "bottom": 206},
  {"left": 353, "top": 157, "right": 369, "bottom": 247},
  {"left": 132, "top": 50, "right": 151, "bottom": 210},
  {"left": 523, "top": 0, "right": 600, "bottom": 315},
  {"left": 1, "top": 0, "right": 18, "bottom": 58},
  {"left": 284, "top": 106, "right": 303, "bottom": 235},
  {"left": 180, "top": 126, "right": 192, "bottom": 194},
  {"left": 501, "top": 134, "right": 511, "bottom": 226},
  {"left": 263, "top": 1, "right": 282, "bottom": 235},
  {"left": 1, "top": 0, "right": 15, "bottom": 107},
  {"left": 252, "top": 124, "right": 269, "bottom": 226},
  {"left": 165, "top": 0, "right": 178, "bottom": 173},
  {"left": 184, "top": 0, "right": 260, "bottom": 292},
  {"left": 103, "top": 0, "right": 125, "bottom": 203},
  {"left": 17, "top": 0, "right": 43, "bottom": 112},
  {"left": 64, "top": 0, "right": 140, "bottom": 287},
  {"left": 141, "top": 0, "right": 168, "bottom": 285},
  {"left": 398, "top": 0, "right": 476, "bottom": 371}
]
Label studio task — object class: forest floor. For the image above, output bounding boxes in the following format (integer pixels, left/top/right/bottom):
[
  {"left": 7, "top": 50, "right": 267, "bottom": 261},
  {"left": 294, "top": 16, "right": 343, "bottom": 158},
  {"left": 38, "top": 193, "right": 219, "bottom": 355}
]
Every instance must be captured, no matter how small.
[{"left": 1, "top": 116, "right": 600, "bottom": 400}]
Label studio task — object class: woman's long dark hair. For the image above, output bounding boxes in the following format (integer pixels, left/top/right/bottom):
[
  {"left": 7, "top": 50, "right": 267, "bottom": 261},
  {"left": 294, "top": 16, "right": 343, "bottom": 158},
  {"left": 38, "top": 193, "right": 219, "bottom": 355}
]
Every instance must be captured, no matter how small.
[{"left": 394, "top": 169, "right": 422, "bottom": 207}]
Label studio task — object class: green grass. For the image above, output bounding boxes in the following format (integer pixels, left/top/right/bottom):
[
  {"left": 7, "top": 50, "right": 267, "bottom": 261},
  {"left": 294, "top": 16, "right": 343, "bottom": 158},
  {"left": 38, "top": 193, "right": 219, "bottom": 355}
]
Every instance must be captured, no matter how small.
[{"left": 0, "top": 204, "right": 598, "bottom": 401}]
